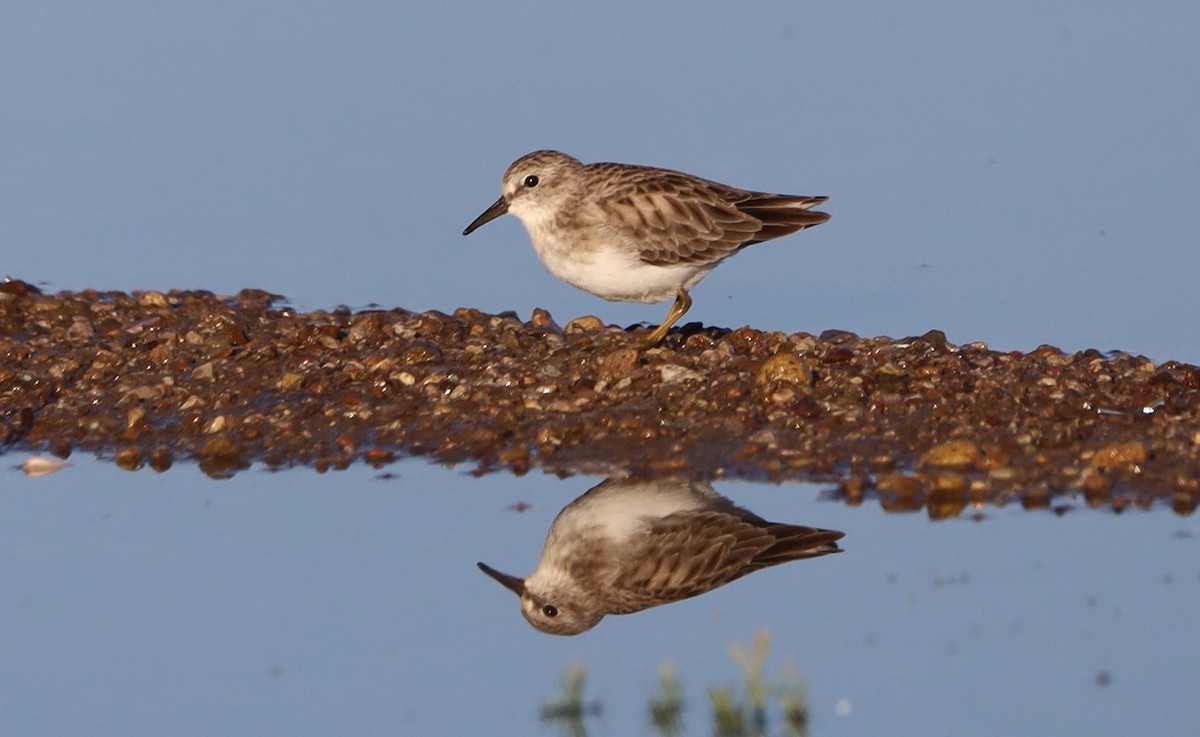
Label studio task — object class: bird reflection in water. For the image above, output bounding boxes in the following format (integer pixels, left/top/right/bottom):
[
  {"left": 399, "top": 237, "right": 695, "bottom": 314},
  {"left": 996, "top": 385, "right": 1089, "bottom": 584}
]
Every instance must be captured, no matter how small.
[{"left": 478, "top": 478, "right": 844, "bottom": 635}]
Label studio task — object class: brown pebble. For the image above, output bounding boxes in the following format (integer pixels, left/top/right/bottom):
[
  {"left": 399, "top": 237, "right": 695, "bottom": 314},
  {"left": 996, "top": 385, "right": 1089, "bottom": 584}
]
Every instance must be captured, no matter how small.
[
  {"left": 1171, "top": 492, "right": 1196, "bottom": 516},
  {"left": 1021, "top": 485, "right": 1051, "bottom": 510},
  {"left": 148, "top": 448, "right": 173, "bottom": 473},
  {"left": 278, "top": 372, "right": 304, "bottom": 391},
  {"left": 1080, "top": 467, "right": 1112, "bottom": 495},
  {"left": 363, "top": 448, "right": 395, "bottom": 467},
  {"left": 919, "top": 440, "right": 982, "bottom": 469},
  {"left": 877, "top": 472, "right": 918, "bottom": 495},
  {"left": 1091, "top": 441, "right": 1147, "bottom": 469},
  {"left": 136, "top": 291, "right": 169, "bottom": 308},
  {"left": 564, "top": 315, "right": 604, "bottom": 333},
  {"left": 925, "top": 471, "right": 967, "bottom": 493},
  {"left": 197, "top": 437, "right": 248, "bottom": 478},
  {"left": 114, "top": 448, "right": 143, "bottom": 471},
  {"left": 527, "top": 308, "right": 559, "bottom": 331},
  {"left": 198, "top": 437, "right": 239, "bottom": 460},
  {"left": 927, "top": 484, "right": 967, "bottom": 520},
  {"left": 191, "top": 362, "right": 215, "bottom": 382},
  {"left": 756, "top": 353, "right": 812, "bottom": 386},
  {"left": 599, "top": 348, "right": 639, "bottom": 378}
]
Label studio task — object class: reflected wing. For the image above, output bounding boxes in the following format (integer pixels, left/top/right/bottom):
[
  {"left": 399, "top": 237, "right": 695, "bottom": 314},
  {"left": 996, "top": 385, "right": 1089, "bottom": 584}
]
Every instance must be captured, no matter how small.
[{"left": 607, "top": 511, "right": 842, "bottom": 613}]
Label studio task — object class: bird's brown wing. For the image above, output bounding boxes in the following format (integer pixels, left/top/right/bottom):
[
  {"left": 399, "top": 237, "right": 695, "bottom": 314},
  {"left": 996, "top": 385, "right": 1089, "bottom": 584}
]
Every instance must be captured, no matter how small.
[
  {"left": 606, "top": 512, "right": 841, "bottom": 614},
  {"left": 586, "top": 163, "right": 829, "bottom": 267}
]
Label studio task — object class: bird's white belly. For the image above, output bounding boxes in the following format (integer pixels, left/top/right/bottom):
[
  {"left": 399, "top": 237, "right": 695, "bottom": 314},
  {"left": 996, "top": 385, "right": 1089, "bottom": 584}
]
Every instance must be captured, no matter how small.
[
  {"left": 526, "top": 227, "right": 714, "bottom": 304},
  {"left": 550, "top": 479, "right": 713, "bottom": 546}
]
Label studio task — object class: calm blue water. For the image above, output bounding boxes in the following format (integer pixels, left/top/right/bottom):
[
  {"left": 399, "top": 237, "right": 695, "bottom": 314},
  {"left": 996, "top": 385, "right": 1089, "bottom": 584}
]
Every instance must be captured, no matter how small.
[{"left": 2, "top": 456, "right": 1196, "bottom": 737}]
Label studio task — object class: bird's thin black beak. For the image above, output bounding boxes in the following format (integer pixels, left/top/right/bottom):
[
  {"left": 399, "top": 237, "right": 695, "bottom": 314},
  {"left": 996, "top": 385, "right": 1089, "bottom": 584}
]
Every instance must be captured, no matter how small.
[
  {"left": 477, "top": 562, "right": 526, "bottom": 596},
  {"left": 463, "top": 197, "right": 508, "bottom": 236}
]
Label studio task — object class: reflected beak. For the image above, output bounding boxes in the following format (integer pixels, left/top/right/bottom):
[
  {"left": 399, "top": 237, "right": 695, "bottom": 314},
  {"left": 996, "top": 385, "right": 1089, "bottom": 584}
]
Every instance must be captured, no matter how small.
[
  {"left": 462, "top": 196, "right": 509, "bottom": 236},
  {"left": 477, "top": 562, "right": 525, "bottom": 596}
]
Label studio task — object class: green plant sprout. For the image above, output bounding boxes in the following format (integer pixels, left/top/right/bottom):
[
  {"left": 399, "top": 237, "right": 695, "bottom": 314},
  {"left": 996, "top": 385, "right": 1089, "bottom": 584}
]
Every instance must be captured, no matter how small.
[
  {"left": 708, "top": 630, "right": 810, "bottom": 737},
  {"left": 540, "top": 661, "right": 601, "bottom": 737},
  {"left": 539, "top": 630, "right": 812, "bottom": 737},
  {"left": 649, "top": 662, "right": 685, "bottom": 737}
]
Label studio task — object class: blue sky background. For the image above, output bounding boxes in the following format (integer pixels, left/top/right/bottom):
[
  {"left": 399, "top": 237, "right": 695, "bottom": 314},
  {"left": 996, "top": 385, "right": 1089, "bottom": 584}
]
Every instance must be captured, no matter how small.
[{"left": 3, "top": 2, "right": 1198, "bottom": 360}]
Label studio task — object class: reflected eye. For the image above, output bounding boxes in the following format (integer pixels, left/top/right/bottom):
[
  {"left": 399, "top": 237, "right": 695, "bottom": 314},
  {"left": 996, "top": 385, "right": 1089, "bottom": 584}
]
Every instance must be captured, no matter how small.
[
  {"left": 524, "top": 175, "right": 539, "bottom": 188},
  {"left": 542, "top": 604, "right": 558, "bottom": 618}
]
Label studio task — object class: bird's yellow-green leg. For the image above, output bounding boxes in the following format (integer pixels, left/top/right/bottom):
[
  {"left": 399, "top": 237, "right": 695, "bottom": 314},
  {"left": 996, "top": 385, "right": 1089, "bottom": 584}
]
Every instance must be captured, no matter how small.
[{"left": 642, "top": 288, "right": 692, "bottom": 347}]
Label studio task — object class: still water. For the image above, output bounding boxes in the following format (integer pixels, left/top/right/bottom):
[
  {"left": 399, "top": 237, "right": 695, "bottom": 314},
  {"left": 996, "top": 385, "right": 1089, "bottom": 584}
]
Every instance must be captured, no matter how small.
[{"left": 2, "top": 456, "right": 1196, "bottom": 737}]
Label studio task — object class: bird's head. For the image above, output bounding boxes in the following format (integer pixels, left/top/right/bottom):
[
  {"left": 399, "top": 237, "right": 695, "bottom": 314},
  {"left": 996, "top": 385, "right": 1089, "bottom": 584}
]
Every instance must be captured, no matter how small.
[
  {"left": 462, "top": 150, "right": 583, "bottom": 236},
  {"left": 477, "top": 560, "right": 603, "bottom": 636}
]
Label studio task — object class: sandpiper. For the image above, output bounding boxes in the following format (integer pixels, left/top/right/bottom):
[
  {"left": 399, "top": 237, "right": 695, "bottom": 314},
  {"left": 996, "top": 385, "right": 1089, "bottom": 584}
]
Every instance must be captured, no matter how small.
[
  {"left": 463, "top": 150, "right": 830, "bottom": 346},
  {"left": 478, "top": 477, "right": 844, "bottom": 635}
]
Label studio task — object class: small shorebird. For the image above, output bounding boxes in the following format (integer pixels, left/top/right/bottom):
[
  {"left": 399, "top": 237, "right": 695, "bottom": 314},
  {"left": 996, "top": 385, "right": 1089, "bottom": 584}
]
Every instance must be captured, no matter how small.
[
  {"left": 463, "top": 150, "right": 830, "bottom": 346},
  {"left": 477, "top": 477, "right": 844, "bottom": 635}
]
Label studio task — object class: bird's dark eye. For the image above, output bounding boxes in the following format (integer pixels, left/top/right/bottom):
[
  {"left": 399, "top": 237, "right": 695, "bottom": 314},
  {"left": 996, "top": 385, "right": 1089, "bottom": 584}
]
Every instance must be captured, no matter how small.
[
  {"left": 524, "top": 175, "right": 539, "bottom": 188},
  {"left": 542, "top": 604, "right": 558, "bottom": 618}
]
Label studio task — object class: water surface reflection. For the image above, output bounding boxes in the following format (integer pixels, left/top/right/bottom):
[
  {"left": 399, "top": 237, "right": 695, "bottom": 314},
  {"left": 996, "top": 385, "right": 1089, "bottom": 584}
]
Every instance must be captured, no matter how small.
[
  {"left": 2, "top": 457, "right": 1197, "bottom": 737},
  {"left": 477, "top": 477, "right": 843, "bottom": 634}
]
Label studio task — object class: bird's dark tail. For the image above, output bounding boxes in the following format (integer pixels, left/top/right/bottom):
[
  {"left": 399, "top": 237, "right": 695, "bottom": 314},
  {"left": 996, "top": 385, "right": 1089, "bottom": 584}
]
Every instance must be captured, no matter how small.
[
  {"left": 753, "top": 525, "right": 844, "bottom": 567},
  {"left": 739, "top": 194, "right": 831, "bottom": 244}
]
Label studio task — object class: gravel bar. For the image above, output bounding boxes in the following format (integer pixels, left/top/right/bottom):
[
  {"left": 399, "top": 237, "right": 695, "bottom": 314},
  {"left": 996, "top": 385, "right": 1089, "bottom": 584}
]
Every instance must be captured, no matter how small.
[{"left": 1, "top": 278, "right": 1196, "bottom": 516}]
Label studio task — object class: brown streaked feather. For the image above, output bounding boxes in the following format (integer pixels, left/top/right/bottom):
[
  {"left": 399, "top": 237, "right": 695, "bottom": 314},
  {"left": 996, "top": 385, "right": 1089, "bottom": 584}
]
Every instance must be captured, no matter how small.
[
  {"left": 605, "top": 511, "right": 842, "bottom": 614},
  {"left": 583, "top": 162, "right": 828, "bottom": 268}
]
